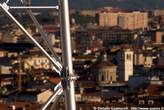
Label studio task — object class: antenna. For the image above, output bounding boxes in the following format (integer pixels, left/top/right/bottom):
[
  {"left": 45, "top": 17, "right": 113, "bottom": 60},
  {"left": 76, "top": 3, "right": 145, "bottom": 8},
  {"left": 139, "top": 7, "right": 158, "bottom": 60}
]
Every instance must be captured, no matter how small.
[{"left": 0, "top": 0, "right": 76, "bottom": 110}]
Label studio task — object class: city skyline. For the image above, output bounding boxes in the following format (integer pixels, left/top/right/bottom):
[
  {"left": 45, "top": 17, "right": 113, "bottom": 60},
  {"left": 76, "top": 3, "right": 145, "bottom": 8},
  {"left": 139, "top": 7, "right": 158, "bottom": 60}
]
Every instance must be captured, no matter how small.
[
  {"left": 3, "top": 0, "right": 164, "bottom": 10},
  {"left": 0, "top": 0, "right": 163, "bottom": 110}
]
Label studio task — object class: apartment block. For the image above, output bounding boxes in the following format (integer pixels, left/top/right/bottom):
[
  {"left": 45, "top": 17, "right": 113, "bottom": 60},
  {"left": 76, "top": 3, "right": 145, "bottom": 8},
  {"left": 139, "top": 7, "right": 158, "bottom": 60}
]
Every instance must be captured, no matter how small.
[
  {"left": 98, "top": 12, "right": 119, "bottom": 27},
  {"left": 98, "top": 11, "right": 148, "bottom": 30},
  {"left": 118, "top": 12, "right": 148, "bottom": 30}
]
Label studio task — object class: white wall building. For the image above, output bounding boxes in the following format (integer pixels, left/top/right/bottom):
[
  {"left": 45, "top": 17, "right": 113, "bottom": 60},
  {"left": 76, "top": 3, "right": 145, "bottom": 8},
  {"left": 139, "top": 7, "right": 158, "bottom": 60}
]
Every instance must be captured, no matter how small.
[
  {"left": 118, "top": 49, "right": 134, "bottom": 81},
  {"left": 37, "top": 90, "right": 53, "bottom": 104},
  {"left": 134, "top": 52, "right": 145, "bottom": 66},
  {"left": 144, "top": 56, "right": 153, "bottom": 68},
  {"left": 24, "top": 55, "right": 53, "bottom": 70},
  {"left": 0, "top": 66, "right": 12, "bottom": 74}
]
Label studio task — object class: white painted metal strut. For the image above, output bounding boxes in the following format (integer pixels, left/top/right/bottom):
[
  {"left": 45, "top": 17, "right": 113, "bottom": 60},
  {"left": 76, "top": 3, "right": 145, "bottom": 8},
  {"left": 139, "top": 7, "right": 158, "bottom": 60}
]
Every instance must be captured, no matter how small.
[
  {"left": 10, "top": 6, "right": 59, "bottom": 9},
  {"left": 0, "top": 1, "right": 77, "bottom": 109},
  {"left": 0, "top": 3, "right": 62, "bottom": 74},
  {"left": 20, "top": 0, "right": 62, "bottom": 67},
  {"left": 0, "top": 3, "right": 64, "bottom": 110},
  {"left": 41, "top": 88, "right": 63, "bottom": 110},
  {"left": 41, "top": 82, "right": 63, "bottom": 110}
]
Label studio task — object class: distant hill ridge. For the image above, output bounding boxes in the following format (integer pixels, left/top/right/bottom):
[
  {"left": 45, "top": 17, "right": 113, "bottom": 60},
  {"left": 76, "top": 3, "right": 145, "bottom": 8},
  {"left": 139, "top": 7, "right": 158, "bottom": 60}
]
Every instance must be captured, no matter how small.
[{"left": 6, "top": 0, "right": 164, "bottom": 10}]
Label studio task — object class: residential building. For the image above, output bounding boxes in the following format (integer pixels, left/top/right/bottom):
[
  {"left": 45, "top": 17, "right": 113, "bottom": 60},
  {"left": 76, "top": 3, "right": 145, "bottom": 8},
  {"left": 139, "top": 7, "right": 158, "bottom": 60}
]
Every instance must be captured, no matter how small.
[
  {"left": 150, "top": 30, "right": 164, "bottom": 44},
  {"left": 0, "top": 49, "right": 7, "bottom": 57},
  {"left": 154, "top": 10, "right": 164, "bottom": 16},
  {"left": 0, "top": 66, "right": 12, "bottom": 74},
  {"left": 37, "top": 90, "right": 53, "bottom": 104},
  {"left": 144, "top": 55, "right": 153, "bottom": 68},
  {"left": 73, "top": 27, "right": 135, "bottom": 50},
  {"left": 134, "top": 51, "right": 145, "bottom": 66},
  {"left": 134, "top": 50, "right": 153, "bottom": 67},
  {"left": 80, "top": 10, "right": 97, "bottom": 17},
  {"left": 98, "top": 11, "right": 148, "bottom": 30},
  {"left": 24, "top": 55, "right": 53, "bottom": 70},
  {"left": 98, "top": 12, "right": 118, "bottom": 27},
  {"left": 159, "top": 16, "right": 164, "bottom": 25},
  {"left": 118, "top": 12, "right": 148, "bottom": 30}
]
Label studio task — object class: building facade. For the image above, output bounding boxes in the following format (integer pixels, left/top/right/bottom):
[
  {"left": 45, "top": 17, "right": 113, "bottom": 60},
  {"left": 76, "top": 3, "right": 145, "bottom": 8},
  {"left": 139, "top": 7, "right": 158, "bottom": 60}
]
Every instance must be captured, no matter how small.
[
  {"left": 98, "top": 11, "right": 148, "bottom": 30},
  {"left": 73, "top": 27, "right": 135, "bottom": 50},
  {"left": 118, "top": 12, "right": 148, "bottom": 30},
  {"left": 150, "top": 30, "right": 164, "bottom": 44},
  {"left": 24, "top": 55, "right": 53, "bottom": 70},
  {"left": 99, "top": 12, "right": 118, "bottom": 27},
  {"left": 154, "top": 10, "right": 164, "bottom": 16},
  {"left": 118, "top": 49, "right": 133, "bottom": 81},
  {"left": 92, "top": 54, "right": 117, "bottom": 86}
]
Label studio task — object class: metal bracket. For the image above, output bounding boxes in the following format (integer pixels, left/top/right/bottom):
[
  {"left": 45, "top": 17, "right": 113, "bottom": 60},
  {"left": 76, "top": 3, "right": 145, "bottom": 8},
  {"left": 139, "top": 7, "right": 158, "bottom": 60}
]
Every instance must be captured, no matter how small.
[
  {"left": 68, "top": 74, "right": 79, "bottom": 81},
  {"left": 1, "top": 3, "right": 9, "bottom": 10},
  {"left": 9, "top": 6, "right": 59, "bottom": 9}
]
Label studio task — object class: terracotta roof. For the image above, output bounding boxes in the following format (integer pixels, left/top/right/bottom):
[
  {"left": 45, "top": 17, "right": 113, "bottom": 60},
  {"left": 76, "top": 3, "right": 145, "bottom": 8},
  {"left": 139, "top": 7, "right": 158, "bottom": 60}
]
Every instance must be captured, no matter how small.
[
  {"left": 82, "top": 91, "right": 123, "bottom": 98},
  {"left": 79, "top": 81, "right": 96, "bottom": 88},
  {"left": 49, "top": 77, "right": 61, "bottom": 84},
  {"left": 146, "top": 84, "right": 164, "bottom": 95},
  {"left": 43, "top": 25, "right": 60, "bottom": 33},
  {"left": 0, "top": 103, "right": 9, "bottom": 110},
  {"left": 95, "top": 61, "right": 116, "bottom": 68},
  {"left": 152, "top": 65, "right": 164, "bottom": 70},
  {"left": 0, "top": 102, "right": 41, "bottom": 110}
]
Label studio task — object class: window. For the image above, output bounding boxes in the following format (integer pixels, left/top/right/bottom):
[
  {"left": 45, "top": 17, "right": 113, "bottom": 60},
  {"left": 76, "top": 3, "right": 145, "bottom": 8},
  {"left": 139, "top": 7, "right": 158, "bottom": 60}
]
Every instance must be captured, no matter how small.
[
  {"left": 110, "top": 76, "right": 112, "bottom": 81},
  {"left": 126, "top": 54, "right": 131, "bottom": 60},
  {"left": 162, "top": 35, "right": 164, "bottom": 43},
  {"left": 102, "top": 75, "right": 104, "bottom": 81}
]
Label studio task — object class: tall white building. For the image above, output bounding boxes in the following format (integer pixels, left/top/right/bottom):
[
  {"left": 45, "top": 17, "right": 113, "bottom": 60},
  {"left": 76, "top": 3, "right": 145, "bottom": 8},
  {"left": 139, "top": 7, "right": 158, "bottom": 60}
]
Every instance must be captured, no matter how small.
[{"left": 118, "top": 49, "right": 133, "bottom": 81}]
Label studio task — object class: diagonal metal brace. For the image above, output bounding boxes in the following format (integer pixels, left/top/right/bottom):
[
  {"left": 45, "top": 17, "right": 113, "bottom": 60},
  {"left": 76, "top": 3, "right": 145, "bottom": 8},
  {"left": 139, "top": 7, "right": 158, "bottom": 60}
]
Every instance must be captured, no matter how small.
[{"left": 0, "top": 2, "right": 62, "bottom": 75}]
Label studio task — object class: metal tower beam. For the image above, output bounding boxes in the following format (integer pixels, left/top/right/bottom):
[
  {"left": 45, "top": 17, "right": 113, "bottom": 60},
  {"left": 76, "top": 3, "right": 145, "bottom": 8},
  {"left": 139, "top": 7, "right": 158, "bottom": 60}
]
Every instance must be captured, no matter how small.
[
  {"left": 59, "top": 0, "right": 76, "bottom": 109},
  {"left": 20, "top": 1, "right": 61, "bottom": 64},
  {"left": 10, "top": 6, "right": 59, "bottom": 9},
  {"left": 0, "top": 0, "right": 76, "bottom": 109},
  {"left": 0, "top": 3, "right": 62, "bottom": 74}
]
